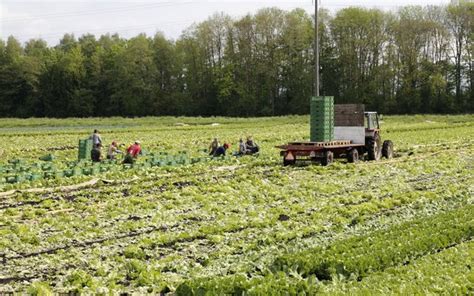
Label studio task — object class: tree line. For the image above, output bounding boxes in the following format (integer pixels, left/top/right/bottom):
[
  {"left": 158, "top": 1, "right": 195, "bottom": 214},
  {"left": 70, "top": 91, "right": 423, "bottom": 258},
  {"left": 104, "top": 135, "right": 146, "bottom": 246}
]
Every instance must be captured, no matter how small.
[{"left": 0, "top": 3, "right": 472, "bottom": 118}]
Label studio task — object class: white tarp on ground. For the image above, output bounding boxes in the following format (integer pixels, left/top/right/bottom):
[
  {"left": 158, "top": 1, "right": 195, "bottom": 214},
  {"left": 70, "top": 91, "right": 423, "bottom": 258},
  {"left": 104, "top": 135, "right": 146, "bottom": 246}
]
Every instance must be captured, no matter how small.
[{"left": 334, "top": 126, "right": 365, "bottom": 144}]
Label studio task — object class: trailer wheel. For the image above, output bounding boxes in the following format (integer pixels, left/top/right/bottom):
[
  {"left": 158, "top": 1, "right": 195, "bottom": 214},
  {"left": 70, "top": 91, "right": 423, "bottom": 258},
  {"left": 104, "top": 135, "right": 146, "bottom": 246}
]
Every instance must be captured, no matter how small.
[
  {"left": 382, "top": 140, "right": 394, "bottom": 159},
  {"left": 367, "top": 134, "right": 382, "bottom": 161},
  {"left": 347, "top": 148, "right": 359, "bottom": 163},
  {"left": 321, "top": 151, "right": 334, "bottom": 166},
  {"left": 283, "top": 158, "right": 295, "bottom": 166},
  {"left": 283, "top": 152, "right": 296, "bottom": 166}
]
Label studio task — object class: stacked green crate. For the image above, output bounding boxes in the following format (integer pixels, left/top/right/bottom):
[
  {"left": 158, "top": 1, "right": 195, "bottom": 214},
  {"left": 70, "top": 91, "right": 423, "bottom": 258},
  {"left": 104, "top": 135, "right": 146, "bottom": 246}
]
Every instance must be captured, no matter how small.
[
  {"left": 310, "top": 96, "right": 334, "bottom": 142},
  {"left": 78, "top": 139, "right": 93, "bottom": 161}
]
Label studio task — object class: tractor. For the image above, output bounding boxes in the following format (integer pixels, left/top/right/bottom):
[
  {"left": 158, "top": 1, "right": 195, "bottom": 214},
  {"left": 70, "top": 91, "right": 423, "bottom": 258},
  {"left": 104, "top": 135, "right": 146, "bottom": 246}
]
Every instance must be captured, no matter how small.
[
  {"left": 278, "top": 105, "right": 394, "bottom": 166},
  {"left": 364, "top": 111, "right": 394, "bottom": 161}
]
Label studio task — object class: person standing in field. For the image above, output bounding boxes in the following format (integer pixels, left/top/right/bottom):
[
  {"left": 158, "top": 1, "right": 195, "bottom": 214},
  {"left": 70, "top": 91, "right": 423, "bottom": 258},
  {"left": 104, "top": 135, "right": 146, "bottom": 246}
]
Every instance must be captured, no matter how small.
[
  {"left": 90, "top": 129, "right": 102, "bottom": 148},
  {"left": 209, "top": 138, "right": 220, "bottom": 155},
  {"left": 107, "top": 141, "right": 122, "bottom": 160},
  {"left": 123, "top": 141, "right": 142, "bottom": 164},
  {"left": 213, "top": 143, "right": 230, "bottom": 157}
]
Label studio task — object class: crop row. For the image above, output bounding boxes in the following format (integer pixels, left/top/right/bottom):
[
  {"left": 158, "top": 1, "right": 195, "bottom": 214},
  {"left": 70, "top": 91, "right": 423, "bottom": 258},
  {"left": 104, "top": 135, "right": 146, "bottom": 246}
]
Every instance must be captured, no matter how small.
[
  {"left": 317, "top": 240, "right": 474, "bottom": 295},
  {"left": 177, "top": 240, "right": 474, "bottom": 295},
  {"left": 176, "top": 205, "right": 474, "bottom": 294}
]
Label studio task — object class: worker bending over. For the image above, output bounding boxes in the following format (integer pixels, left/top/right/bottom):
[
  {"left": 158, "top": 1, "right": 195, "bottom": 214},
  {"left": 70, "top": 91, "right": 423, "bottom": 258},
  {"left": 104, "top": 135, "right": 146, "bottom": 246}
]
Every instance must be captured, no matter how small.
[
  {"left": 209, "top": 138, "right": 220, "bottom": 155},
  {"left": 246, "top": 136, "right": 259, "bottom": 154},
  {"left": 236, "top": 138, "right": 248, "bottom": 156},
  {"left": 213, "top": 143, "right": 230, "bottom": 157},
  {"left": 107, "top": 141, "right": 122, "bottom": 160},
  {"left": 123, "top": 141, "right": 142, "bottom": 164}
]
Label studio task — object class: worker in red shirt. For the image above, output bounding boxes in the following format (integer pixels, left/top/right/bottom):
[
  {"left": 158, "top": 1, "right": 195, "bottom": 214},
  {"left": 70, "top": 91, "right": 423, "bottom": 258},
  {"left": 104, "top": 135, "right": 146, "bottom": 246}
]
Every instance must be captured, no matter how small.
[{"left": 123, "top": 141, "right": 142, "bottom": 164}]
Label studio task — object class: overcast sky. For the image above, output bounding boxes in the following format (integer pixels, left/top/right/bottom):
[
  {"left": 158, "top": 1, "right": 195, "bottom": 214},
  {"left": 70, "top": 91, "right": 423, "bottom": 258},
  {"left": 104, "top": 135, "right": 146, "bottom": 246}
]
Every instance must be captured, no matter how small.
[{"left": 0, "top": 0, "right": 453, "bottom": 45}]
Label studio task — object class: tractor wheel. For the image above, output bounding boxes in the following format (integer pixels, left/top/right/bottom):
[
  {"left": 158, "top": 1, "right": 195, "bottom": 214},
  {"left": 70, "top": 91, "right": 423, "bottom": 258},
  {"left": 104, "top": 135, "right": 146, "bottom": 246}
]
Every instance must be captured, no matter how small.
[
  {"left": 347, "top": 148, "right": 359, "bottom": 163},
  {"left": 382, "top": 140, "right": 394, "bottom": 159},
  {"left": 367, "top": 134, "right": 382, "bottom": 161},
  {"left": 321, "top": 151, "right": 334, "bottom": 166}
]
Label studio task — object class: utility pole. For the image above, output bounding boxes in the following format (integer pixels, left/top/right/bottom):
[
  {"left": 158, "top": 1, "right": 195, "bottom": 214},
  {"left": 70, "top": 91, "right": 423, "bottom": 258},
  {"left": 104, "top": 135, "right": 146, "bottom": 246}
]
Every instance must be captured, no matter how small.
[{"left": 314, "top": 0, "right": 320, "bottom": 96}]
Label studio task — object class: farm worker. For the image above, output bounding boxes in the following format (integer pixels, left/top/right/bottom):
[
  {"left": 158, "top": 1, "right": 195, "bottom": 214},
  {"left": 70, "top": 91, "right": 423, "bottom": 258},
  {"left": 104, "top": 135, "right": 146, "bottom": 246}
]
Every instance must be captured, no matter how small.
[
  {"left": 237, "top": 138, "right": 247, "bottom": 156},
  {"left": 246, "top": 136, "right": 259, "bottom": 154},
  {"left": 89, "top": 129, "right": 102, "bottom": 148},
  {"left": 209, "top": 138, "right": 220, "bottom": 155},
  {"left": 213, "top": 143, "right": 230, "bottom": 157},
  {"left": 107, "top": 141, "right": 122, "bottom": 160},
  {"left": 91, "top": 143, "right": 102, "bottom": 162},
  {"left": 123, "top": 141, "right": 142, "bottom": 164}
]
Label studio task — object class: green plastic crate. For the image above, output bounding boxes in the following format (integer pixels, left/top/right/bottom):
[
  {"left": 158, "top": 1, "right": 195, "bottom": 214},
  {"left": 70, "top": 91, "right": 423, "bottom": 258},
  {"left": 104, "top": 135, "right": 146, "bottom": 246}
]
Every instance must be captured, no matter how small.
[
  {"left": 310, "top": 96, "right": 334, "bottom": 142},
  {"left": 8, "top": 159, "right": 22, "bottom": 165},
  {"left": 41, "top": 163, "right": 53, "bottom": 171},
  {"left": 6, "top": 176, "right": 17, "bottom": 184},
  {"left": 78, "top": 139, "right": 93, "bottom": 160},
  {"left": 29, "top": 174, "right": 43, "bottom": 181},
  {"left": 44, "top": 171, "right": 63, "bottom": 179},
  {"left": 73, "top": 167, "right": 83, "bottom": 176},
  {"left": 17, "top": 166, "right": 30, "bottom": 173},
  {"left": 39, "top": 154, "right": 55, "bottom": 161}
]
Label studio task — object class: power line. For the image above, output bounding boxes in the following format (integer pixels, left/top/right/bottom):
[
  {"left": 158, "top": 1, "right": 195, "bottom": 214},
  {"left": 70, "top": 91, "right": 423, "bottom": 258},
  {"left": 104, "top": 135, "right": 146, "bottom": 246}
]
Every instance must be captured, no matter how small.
[
  {"left": 1, "top": 0, "right": 440, "bottom": 23},
  {"left": 5, "top": 20, "right": 196, "bottom": 40},
  {"left": 0, "top": 1, "right": 194, "bottom": 22},
  {"left": 2, "top": 0, "right": 310, "bottom": 22}
]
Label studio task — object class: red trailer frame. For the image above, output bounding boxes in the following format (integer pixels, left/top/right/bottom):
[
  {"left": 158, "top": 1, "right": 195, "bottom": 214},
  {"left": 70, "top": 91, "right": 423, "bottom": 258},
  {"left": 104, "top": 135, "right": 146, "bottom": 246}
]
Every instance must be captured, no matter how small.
[{"left": 277, "top": 141, "right": 365, "bottom": 166}]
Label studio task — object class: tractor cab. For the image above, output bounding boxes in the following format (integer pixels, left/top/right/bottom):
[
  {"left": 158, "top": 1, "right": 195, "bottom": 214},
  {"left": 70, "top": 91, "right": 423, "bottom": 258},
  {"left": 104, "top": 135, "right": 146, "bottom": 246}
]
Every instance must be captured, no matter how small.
[
  {"left": 365, "top": 112, "right": 380, "bottom": 131},
  {"left": 363, "top": 111, "right": 393, "bottom": 160}
]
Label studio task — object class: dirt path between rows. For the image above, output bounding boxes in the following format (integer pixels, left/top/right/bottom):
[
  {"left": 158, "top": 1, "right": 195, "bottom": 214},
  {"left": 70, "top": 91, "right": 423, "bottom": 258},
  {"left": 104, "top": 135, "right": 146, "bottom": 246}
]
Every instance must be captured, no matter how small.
[{"left": 0, "top": 177, "right": 140, "bottom": 199}]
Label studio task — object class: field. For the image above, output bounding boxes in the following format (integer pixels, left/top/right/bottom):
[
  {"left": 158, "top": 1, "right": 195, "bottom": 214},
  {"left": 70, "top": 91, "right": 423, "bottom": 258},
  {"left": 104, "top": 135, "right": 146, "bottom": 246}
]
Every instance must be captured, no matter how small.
[{"left": 0, "top": 115, "right": 473, "bottom": 294}]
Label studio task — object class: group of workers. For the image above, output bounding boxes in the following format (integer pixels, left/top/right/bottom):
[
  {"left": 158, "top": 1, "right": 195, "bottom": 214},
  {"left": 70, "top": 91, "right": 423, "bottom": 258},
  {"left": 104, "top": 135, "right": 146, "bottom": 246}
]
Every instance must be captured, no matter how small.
[
  {"left": 209, "top": 136, "right": 260, "bottom": 157},
  {"left": 89, "top": 130, "right": 142, "bottom": 164},
  {"left": 88, "top": 129, "right": 259, "bottom": 163}
]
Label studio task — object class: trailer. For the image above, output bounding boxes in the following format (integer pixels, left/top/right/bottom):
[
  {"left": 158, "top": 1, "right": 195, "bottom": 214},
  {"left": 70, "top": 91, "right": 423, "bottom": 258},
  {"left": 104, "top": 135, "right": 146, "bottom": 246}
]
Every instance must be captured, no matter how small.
[
  {"left": 278, "top": 104, "right": 394, "bottom": 166},
  {"left": 277, "top": 140, "right": 365, "bottom": 166}
]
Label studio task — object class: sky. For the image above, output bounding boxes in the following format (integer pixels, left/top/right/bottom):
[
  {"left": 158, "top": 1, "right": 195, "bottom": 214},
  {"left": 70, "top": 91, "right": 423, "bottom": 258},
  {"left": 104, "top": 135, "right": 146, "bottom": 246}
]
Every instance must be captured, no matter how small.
[{"left": 0, "top": 0, "right": 454, "bottom": 45}]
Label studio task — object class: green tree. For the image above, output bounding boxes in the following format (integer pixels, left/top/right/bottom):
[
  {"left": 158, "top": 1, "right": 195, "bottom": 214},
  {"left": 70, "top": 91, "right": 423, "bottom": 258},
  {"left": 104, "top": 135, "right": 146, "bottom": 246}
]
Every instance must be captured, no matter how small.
[
  {"left": 330, "top": 8, "right": 388, "bottom": 109},
  {"left": 108, "top": 34, "right": 156, "bottom": 116},
  {"left": 151, "top": 32, "right": 181, "bottom": 115},
  {"left": 40, "top": 44, "right": 87, "bottom": 117},
  {"left": 279, "top": 8, "right": 313, "bottom": 114}
]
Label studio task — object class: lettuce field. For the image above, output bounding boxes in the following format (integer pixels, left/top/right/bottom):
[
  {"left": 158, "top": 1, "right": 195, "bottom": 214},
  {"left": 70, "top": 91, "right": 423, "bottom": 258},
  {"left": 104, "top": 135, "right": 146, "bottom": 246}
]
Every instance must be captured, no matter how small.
[{"left": 0, "top": 115, "right": 473, "bottom": 294}]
